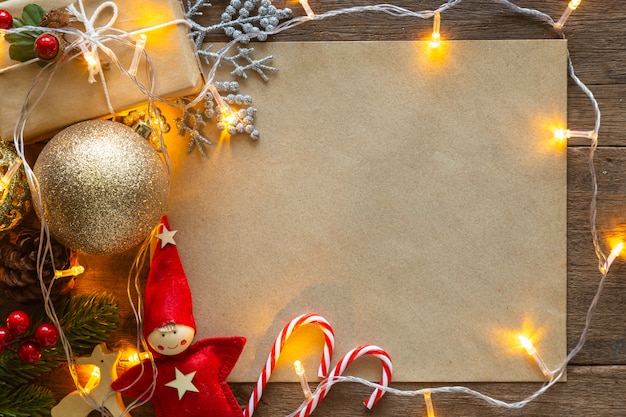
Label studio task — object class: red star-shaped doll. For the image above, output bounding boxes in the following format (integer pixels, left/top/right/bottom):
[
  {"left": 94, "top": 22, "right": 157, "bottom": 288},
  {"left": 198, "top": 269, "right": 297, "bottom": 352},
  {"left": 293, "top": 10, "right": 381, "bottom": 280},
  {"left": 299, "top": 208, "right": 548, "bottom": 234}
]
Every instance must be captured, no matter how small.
[
  {"left": 112, "top": 337, "right": 245, "bottom": 417},
  {"left": 111, "top": 216, "right": 246, "bottom": 417}
]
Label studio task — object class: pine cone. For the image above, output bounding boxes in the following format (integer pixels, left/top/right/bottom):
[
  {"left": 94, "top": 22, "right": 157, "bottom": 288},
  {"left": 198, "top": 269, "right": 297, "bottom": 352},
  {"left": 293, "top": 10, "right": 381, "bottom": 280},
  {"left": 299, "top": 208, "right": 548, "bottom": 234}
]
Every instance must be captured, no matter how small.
[
  {"left": 40, "top": 9, "right": 70, "bottom": 28},
  {"left": 0, "top": 227, "right": 77, "bottom": 303}
]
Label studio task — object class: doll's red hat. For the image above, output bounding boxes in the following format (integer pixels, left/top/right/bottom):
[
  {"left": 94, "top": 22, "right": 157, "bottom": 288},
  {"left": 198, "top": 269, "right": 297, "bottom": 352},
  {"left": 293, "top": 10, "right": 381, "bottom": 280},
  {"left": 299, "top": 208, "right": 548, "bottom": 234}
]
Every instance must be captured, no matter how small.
[{"left": 143, "top": 215, "right": 196, "bottom": 339}]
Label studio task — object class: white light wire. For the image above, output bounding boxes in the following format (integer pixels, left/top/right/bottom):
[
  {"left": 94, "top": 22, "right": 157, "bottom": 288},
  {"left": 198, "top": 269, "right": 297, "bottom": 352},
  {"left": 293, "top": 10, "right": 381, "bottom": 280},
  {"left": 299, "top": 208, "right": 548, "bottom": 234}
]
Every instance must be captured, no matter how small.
[
  {"left": 194, "top": 0, "right": 608, "bottom": 415},
  {"left": 6, "top": 0, "right": 608, "bottom": 414}
]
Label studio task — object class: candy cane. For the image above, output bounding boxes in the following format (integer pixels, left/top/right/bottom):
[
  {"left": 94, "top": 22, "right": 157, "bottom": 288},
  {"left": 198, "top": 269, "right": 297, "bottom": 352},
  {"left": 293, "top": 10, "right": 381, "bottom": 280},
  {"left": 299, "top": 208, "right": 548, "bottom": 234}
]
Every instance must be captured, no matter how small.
[
  {"left": 244, "top": 313, "right": 335, "bottom": 417},
  {"left": 297, "top": 344, "right": 393, "bottom": 417}
]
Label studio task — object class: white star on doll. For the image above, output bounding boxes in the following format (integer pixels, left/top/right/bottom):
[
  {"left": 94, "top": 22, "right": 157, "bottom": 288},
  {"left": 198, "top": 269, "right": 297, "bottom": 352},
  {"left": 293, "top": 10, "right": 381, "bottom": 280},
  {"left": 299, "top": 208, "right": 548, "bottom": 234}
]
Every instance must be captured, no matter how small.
[
  {"left": 156, "top": 224, "right": 177, "bottom": 247},
  {"left": 165, "top": 368, "right": 199, "bottom": 400}
]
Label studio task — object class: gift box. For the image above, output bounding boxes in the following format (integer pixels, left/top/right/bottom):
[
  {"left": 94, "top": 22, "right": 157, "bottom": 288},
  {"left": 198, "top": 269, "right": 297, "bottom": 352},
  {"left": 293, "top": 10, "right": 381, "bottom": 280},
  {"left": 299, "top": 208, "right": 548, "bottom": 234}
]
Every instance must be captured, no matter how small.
[{"left": 0, "top": 0, "right": 203, "bottom": 142}]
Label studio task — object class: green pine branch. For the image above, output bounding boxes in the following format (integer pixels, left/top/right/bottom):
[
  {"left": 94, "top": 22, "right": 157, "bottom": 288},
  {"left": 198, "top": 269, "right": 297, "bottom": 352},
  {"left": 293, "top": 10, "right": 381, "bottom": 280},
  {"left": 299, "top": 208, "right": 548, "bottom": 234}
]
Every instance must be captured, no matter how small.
[
  {"left": 56, "top": 292, "right": 120, "bottom": 353},
  {"left": 0, "top": 383, "right": 55, "bottom": 417},
  {"left": 0, "top": 292, "right": 120, "bottom": 384}
]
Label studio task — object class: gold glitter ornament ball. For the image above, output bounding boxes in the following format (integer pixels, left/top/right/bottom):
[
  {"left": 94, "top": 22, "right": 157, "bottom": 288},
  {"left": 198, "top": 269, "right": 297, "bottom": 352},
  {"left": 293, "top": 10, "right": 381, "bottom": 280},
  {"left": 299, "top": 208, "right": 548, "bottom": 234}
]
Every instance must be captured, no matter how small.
[{"left": 33, "top": 120, "right": 169, "bottom": 255}]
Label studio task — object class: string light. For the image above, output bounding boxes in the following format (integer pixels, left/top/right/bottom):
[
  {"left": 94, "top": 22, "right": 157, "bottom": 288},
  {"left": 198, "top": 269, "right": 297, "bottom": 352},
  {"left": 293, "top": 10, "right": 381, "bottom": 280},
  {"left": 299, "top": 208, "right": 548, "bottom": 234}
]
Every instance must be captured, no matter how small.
[
  {"left": 0, "top": 157, "right": 22, "bottom": 192},
  {"left": 293, "top": 360, "right": 314, "bottom": 400},
  {"left": 423, "top": 390, "right": 436, "bottom": 417},
  {"left": 299, "top": 0, "right": 315, "bottom": 19},
  {"left": 122, "top": 350, "right": 151, "bottom": 366},
  {"left": 80, "top": 44, "right": 101, "bottom": 84},
  {"left": 154, "top": 0, "right": 623, "bottom": 413},
  {"left": 54, "top": 265, "right": 86, "bottom": 279},
  {"left": 430, "top": 12, "right": 441, "bottom": 48},
  {"left": 553, "top": 128, "right": 596, "bottom": 141},
  {"left": 83, "top": 51, "right": 98, "bottom": 69},
  {"left": 207, "top": 82, "right": 240, "bottom": 132},
  {"left": 518, "top": 335, "right": 553, "bottom": 380},
  {"left": 83, "top": 366, "right": 101, "bottom": 394},
  {"left": 6, "top": 0, "right": 618, "bottom": 415},
  {"left": 555, "top": 0, "right": 582, "bottom": 29},
  {"left": 129, "top": 34, "right": 147, "bottom": 77},
  {"left": 600, "top": 241, "right": 623, "bottom": 274}
]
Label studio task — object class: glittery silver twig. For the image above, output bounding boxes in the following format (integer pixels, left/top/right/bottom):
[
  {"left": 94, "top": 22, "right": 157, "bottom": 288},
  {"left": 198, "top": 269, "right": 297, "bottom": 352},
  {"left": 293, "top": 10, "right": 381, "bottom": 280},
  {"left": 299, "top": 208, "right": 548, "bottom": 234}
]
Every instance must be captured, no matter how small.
[{"left": 198, "top": 45, "right": 277, "bottom": 81}]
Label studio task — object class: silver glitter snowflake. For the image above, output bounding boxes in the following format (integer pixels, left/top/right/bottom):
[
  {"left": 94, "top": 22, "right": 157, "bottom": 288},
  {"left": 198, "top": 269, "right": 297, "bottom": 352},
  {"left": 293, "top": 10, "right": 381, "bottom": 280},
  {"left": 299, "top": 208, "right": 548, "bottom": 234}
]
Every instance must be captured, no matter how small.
[
  {"left": 180, "top": 0, "right": 290, "bottom": 156},
  {"left": 174, "top": 81, "right": 259, "bottom": 157}
]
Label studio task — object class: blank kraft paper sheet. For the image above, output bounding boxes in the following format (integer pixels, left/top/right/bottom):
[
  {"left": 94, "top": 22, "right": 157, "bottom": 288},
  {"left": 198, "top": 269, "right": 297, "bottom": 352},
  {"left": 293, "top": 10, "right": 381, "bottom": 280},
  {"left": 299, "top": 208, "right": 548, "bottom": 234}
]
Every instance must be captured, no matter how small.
[{"left": 167, "top": 40, "right": 568, "bottom": 382}]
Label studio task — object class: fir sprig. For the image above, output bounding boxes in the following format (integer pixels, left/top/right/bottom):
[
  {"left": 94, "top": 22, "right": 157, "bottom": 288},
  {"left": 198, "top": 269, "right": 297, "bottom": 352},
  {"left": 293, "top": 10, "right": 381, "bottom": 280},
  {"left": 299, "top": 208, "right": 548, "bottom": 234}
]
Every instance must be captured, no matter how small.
[
  {"left": 56, "top": 292, "right": 120, "bottom": 353},
  {"left": 0, "top": 383, "right": 55, "bottom": 417}
]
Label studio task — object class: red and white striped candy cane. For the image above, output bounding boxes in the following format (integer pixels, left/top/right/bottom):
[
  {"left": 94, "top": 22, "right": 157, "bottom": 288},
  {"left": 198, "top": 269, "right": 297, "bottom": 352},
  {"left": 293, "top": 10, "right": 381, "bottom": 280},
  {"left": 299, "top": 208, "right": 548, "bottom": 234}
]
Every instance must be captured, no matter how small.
[
  {"left": 297, "top": 344, "right": 393, "bottom": 417},
  {"left": 244, "top": 313, "right": 335, "bottom": 417}
]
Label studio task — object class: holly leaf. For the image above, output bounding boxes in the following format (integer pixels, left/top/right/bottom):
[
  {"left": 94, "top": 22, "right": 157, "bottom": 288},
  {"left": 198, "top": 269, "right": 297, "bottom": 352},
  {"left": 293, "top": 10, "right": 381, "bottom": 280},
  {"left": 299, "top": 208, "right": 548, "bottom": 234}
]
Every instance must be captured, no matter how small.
[
  {"left": 20, "top": 4, "right": 45, "bottom": 26},
  {"left": 6, "top": 32, "right": 37, "bottom": 62},
  {"left": 12, "top": 17, "right": 24, "bottom": 27}
]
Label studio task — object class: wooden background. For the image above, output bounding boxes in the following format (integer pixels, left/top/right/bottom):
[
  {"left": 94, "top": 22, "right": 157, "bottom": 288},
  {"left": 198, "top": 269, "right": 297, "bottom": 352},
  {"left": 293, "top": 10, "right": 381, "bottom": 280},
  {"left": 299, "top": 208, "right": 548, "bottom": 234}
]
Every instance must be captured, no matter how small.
[{"left": 1, "top": 0, "right": 625, "bottom": 416}]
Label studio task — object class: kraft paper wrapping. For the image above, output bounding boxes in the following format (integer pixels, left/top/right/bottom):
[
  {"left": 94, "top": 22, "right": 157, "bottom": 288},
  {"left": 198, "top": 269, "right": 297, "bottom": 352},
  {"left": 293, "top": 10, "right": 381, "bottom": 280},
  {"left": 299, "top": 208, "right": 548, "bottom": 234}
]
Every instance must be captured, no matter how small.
[
  {"left": 166, "top": 40, "right": 568, "bottom": 382},
  {"left": 0, "top": 0, "right": 203, "bottom": 141}
]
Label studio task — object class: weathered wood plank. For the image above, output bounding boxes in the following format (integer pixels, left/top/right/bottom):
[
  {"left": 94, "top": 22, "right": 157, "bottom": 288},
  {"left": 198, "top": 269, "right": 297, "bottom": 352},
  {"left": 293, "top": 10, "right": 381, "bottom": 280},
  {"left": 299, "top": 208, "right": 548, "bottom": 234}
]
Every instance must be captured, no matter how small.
[{"left": 97, "top": 365, "right": 626, "bottom": 417}]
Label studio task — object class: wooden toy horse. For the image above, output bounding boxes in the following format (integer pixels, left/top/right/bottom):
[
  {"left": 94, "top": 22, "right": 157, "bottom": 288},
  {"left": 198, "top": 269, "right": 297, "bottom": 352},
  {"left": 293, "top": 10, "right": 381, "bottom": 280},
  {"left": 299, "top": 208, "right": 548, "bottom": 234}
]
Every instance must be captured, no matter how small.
[{"left": 51, "top": 342, "right": 128, "bottom": 417}]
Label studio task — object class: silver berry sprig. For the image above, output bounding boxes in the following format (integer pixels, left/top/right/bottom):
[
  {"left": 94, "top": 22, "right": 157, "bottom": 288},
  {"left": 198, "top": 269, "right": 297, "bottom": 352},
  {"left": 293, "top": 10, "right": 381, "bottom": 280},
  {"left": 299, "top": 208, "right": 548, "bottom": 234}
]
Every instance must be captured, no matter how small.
[
  {"left": 185, "top": 0, "right": 292, "bottom": 47},
  {"left": 221, "top": 0, "right": 292, "bottom": 43}
]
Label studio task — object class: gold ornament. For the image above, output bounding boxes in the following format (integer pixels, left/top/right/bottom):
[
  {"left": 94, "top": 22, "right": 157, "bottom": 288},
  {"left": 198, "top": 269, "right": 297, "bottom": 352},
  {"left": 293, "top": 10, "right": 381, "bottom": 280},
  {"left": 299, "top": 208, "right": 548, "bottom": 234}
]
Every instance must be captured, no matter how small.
[
  {"left": 33, "top": 120, "right": 169, "bottom": 255},
  {"left": 0, "top": 141, "right": 30, "bottom": 231}
]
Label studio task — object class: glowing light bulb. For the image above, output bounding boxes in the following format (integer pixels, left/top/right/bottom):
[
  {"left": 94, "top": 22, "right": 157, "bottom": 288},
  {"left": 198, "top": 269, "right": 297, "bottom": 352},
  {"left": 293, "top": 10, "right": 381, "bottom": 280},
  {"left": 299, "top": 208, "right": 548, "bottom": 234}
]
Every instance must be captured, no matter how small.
[
  {"left": 299, "top": 0, "right": 315, "bottom": 18},
  {"left": 129, "top": 34, "right": 147, "bottom": 77},
  {"left": 553, "top": 128, "right": 568, "bottom": 141},
  {"left": 600, "top": 241, "right": 623, "bottom": 274},
  {"left": 81, "top": 46, "right": 101, "bottom": 84},
  {"left": 555, "top": 0, "right": 582, "bottom": 29},
  {"left": 84, "top": 51, "right": 98, "bottom": 69},
  {"left": 84, "top": 366, "right": 101, "bottom": 393},
  {"left": 423, "top": 390, "right": 436, "bottom": 417},
  {"left": 0, "top": 157, "right": 22, "bottom": 192},
  {"left": 222, "top": 110, "right": 238, "bottom": 128},
  {"left": 518, "top": 335, "right": 553, "bottom": 380},
  {"left": 430, "top": 12, "right": 441, "bottom": 48},
  {"left": 124, "top": 350, "right": 150, "bottom": 365},
  {"left": 293, "top": 360, "right": 313, "bottom": 400},
  {"left": 553, "top": 128, "right": 596, "bottom": 141},
  {"left": 54, "top": 265, "right": 85, "bottom": 279}
]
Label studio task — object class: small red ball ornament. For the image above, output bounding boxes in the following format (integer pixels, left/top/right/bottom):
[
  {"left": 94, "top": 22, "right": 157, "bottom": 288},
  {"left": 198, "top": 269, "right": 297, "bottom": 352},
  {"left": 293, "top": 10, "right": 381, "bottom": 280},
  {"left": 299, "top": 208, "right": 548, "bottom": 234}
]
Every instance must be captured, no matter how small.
[
  {"left": 34, "top": 33, "right": 60, "bottom": 61},
  {"left": 34, "top": 323, "right": 59, "bottom": 347},
  {"left": 6, "top": 310, "right": 31, "bottom": 335},
  {"left": 0, "top": 10, "right": 12, "bottom": 30},
  {"left": 17, "top": 341, "right": 42, "bottom": 364}
]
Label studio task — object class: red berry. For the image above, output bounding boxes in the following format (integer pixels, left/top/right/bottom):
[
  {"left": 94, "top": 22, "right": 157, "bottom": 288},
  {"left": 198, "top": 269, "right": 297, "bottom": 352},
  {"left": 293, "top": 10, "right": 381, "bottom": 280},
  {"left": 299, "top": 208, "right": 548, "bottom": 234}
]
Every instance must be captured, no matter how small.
[
  {"left": 6, "top": 311, "right": 31, "bottom": 336},
  {"left": 34, "top": 323, "right": 58, "bottom": 347},
  {"left": 0, "top": 10, "right": 12, "bottom": 30},
  {"left": 17, "top": 341, "right": 41, "bottom": 364},
  {"left": 0, "top": 326, "right": 11, "bottom": 353},
  {"left": 34, "top": 34, "right": 60, "bottom": 61}
]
